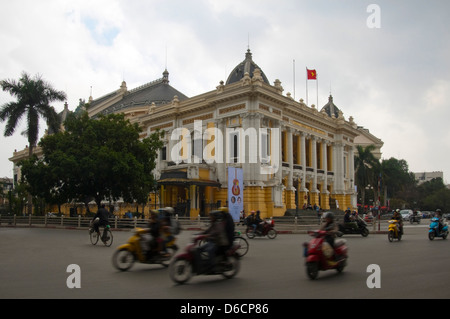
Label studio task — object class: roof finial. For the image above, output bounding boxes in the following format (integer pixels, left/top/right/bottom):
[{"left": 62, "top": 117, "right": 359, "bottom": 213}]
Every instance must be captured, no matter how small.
[{"left": 162, "top": 69, "right": 169, "bottom": 84}]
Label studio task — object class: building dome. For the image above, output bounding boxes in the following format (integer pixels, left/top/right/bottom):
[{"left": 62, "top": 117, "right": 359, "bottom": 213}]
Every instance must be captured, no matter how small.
[
  {"left": 321, "top": 95, "right": 341, "bottom": 118},
  {"left": 226, "top": 49, "right": 270, "bottom": 85}
]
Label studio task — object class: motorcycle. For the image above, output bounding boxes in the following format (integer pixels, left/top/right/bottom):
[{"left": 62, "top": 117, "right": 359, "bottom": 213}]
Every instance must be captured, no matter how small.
[
  {"left": 303, "top": 230, "right": 348, "bottom": 280},
  {"left": 428, "top": 217, "right": 449, "bottom": 240},
  {"left": 246, "top": 219, "right": 277, "bottom": 239},
  {"left": 169, "top": 234, "right": 240, "bottom": 284},
  {"left": 388, "top": 220, "right": 402, "bottom": 242},
  {"left": 337, "top": 216, "right": 369, "bottom": 237},
  {"left": 112, "top": 228, "right": 178, "bottom": 271},
  {"left": 410, "top": 213, "right": 421, "bottom": 224}
]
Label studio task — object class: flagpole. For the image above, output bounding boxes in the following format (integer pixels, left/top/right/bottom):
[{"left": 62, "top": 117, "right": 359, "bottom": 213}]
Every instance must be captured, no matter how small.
[
  {"left": 316, "top": 73, "right": 319, "bottom": 108},
  {"left": 305, "top": 67, "right": 308, "bottom": 105},
  {"left": 293, "top": 59, "right": 296, "bottom": 100}
]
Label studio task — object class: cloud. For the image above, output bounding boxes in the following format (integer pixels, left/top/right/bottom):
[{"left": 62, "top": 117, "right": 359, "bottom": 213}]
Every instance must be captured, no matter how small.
[{"left": 1, "top": 0, "right": 450, "bottom": 183}]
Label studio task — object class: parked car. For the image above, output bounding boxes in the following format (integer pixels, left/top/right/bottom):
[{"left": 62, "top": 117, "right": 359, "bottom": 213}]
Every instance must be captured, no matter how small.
[
  {"left": 400, "top": 209, "right": 413, "bottom": 221},
  {"left": 382, "top": 212, "right": 394, "bottom": 219},
  {"left": 421, "top": 211, "right": 432, "bottom": 219}
]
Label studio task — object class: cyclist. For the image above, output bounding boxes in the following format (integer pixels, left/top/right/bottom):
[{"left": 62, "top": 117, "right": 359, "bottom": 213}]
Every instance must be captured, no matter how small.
[{"left": 92, "top": 204, "right": 110, "bottom": 242}]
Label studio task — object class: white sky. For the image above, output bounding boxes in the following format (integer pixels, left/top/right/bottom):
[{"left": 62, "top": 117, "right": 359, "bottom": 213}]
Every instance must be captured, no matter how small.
[{"left": 1, "top": 0, "right": 449, "bottom": 183}]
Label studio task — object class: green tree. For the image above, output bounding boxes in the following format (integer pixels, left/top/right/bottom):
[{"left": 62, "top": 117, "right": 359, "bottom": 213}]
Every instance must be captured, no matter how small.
[
  {"left": 0, "top": 72, "right": 66, "bottom": 214},
  {"left": 379, "top": 157, "right": 416, "bottom": 207},
  {"left": 354, "top": 145, "right": 379, "bottom": 207},
  {"left": 20, "top": 111, "right": 163, "bottom": 212},
  {"left": 417, "top": 178, "right": 450, "bottom": 211}
]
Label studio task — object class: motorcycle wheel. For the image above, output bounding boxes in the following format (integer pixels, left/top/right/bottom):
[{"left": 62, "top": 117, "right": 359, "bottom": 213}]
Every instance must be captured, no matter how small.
[
  {"left": 428, "top": 232, "right": 435, "bottom": 241},
  {"left": 336, "top": 259, "right": 346, "bottom": 273},
  {"left": 361, "top": 228, "right": 369, "bottom": 237},
  {"left": 222, "top": 254, "right": 240, "bottom": 279},
  {"left": 267, "top": 229, "right": 277, "bottom": 239},
  {"left": 246, "top": 228, "right": 255, "bottom": 239},
  {"left": 112, "top": 248, "right": 135, "bottom": 271},
  {"left": 388, "top": 231, "right": 394, "bottom": 242},
  {"left": 306, "top": 262, "right": 319, "bottom": 280},
  {"left": 161, "top": 246, "right": 178, "bottom": 267},
  {"left": 169, "top": 257, "right": 192, "bottom": 284},
  {"left": 443, "top": 232, "right": 448, "bottom": 240}
]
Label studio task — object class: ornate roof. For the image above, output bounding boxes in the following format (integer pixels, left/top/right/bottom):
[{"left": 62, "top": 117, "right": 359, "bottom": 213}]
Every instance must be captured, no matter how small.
[
  {"left": 226, "top": 49, "right": 270, "bottom": 85},
  {"left": 90, "top": 70, "right": 188, "bottom": 115},
  {"left": 320, "top": 95, "right": 341, "bottom": 118}
]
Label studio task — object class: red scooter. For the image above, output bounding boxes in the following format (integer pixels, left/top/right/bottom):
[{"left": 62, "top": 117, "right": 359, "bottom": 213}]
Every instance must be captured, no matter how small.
[
  {"left": 169, "top": 235, "right": 241, "bottom": 284},
  {"left": 303, "top": 230, "right": 348, "bottom": 279},
  {"left": 246, "top": 219, "right": 277, "bottom": 239}
]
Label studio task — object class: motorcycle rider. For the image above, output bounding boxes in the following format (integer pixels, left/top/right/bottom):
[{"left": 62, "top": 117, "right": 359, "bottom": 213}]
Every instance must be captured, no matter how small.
[
  {"left": 343, "top": 208, "right": 357, "bottom": 230},
  {"left": 392, "top": 209, "right": 403, "bottom": 235},
  {"left": 319, "top": 212, "right": 338, "bottom": 265},
  {"left": 92, "top": 204, "right": 110, "bottom": 241},
  {"left": 246, "top": 211, "right": 261, "bottom": 233},
  {"left": 218, "top": 207, "right": 235, "bottom": 250},
  {"left": 255, "top": 210, "right": 263, "bottom": 233},
  {"left": 159, "top": 207, "right": 177, "bottom": 255},
  {"left": 320, "top": 212, "right": 338, "bottom": 248},
  {"left": 435, "top": 209, "right": 444, "bottom": 234},
  {"left": 200, "top": 210, "right": 229, "bottom": 270},
  {"left": 147, "top": 210, "right": 163, "bottom": 255}
]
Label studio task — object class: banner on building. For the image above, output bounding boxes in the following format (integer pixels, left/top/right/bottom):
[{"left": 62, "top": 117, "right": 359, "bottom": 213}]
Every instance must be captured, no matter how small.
[{"left": 228, "top": 167, "right": 243, "bottom": 222}]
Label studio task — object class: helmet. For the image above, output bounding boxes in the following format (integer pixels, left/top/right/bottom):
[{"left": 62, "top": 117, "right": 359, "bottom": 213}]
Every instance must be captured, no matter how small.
[
  {"left": 164, "top": 207, "right": 174, "bottom": 214},
  {"left": 323, "top": 212, "right": 334, "bottom": 220},
  {"left": 210, "top": 210, "right": 223, "bottom": 220},
  {"left": 218, "top": 207, "right": 229, "bottom": 213}
]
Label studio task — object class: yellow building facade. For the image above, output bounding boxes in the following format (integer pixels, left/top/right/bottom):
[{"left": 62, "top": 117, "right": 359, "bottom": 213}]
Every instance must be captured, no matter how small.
[{"left": 10, "top": 49, "right": 377, "bottom": 218}]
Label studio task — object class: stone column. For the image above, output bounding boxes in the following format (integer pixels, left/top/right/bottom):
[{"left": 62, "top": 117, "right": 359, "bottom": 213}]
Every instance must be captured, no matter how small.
[
  {"left": 310, "top": 135, "right": 319, "bottom": 206},
  {"left": 300, "top": 132, "right": 306, "bottom": 191},
  {"left": 286, "top": 127, "right": 295, "bottom": 209},
  {"left": 321, "top": 140, "right": 330, "bottom": 209},
  {"left": 217, "top": 118, "right": 227, "bottom": 187}
]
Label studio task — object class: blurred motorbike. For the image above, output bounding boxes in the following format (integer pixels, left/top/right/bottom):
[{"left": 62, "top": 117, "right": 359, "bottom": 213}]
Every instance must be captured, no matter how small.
[
  {"left": 112, "top": 228, "right": 178, "bottom": 271},
  {"left": 428, "top": 217, "right": 448, "bottom": 240},
  {"left": 388, "top": 220, "right": 402, "bottom": 242},
  {"left": 410, "top": 213, "right": 421, "bottom": 224},
  {"left": 337, "top": 216, "right": 369, "bottom": 237},
  {"left": 303, "top": 230, "right": 348, "bottom": 280},
  {"left": 169, "top": 234, "right": 240, "bottom": 284},
  {"left": 246, "top": 219, "right": 277, "bottom": 239}
]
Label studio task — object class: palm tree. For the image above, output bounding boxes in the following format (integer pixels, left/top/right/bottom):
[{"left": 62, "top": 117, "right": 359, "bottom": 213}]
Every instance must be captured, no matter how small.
[
  {"left": 354, "top": 144, "right": 380, "bottom": 209},
  {"left": 0, "top": 72, "right": 66, "bottom": 213}
]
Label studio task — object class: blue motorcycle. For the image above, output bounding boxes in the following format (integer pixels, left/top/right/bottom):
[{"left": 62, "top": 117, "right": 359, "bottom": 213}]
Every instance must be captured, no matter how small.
[{"left": 428, "top": 217, "right": 448, "bottom": 240}]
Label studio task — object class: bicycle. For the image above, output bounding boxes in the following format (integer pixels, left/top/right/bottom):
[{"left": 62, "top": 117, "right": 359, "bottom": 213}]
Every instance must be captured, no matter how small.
[
  {"left": 89, "top": 218, "right": 113, "bottom": 247},
  {"left": 233, "top": 231, "right": 249, "bottom": 257}
]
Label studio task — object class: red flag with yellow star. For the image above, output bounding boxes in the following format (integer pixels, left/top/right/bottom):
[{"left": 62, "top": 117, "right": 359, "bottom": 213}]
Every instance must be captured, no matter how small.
[{"left": 307, "top": 68, "right": 317, "bottom": 80}]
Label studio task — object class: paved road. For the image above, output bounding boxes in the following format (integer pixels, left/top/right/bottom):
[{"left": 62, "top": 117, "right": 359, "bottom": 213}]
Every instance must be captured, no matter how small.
[{"left": 0, "top": 224, "right": 449, "bottom": 300}]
